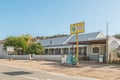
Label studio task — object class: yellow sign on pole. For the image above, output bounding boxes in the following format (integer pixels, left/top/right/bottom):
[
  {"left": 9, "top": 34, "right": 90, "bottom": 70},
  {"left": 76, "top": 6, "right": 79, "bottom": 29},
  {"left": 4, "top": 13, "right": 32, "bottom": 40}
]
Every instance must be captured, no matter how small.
[
  {"left": 70, "top": 22, "right": 85, "bottom": 64},
  {"left": 70, "top": 22, "right": 85, "bottom": 34}
]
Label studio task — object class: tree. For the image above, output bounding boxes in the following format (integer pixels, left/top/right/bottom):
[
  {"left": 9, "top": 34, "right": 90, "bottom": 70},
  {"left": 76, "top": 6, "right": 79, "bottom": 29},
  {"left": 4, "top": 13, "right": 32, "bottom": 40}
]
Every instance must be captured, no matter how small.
[
  {"left": 25, "top": 43, "right": 45, "bottom": 55},
  {"left": 3, "top": 35, "right": 45, "bottom": 55},
  {"left": 3, "top": 36, "right": 28, "bottom": 54},
  {"left": 18, "top": 38, "right": 28, "bottom": 52},
  {"left": 4, "top": 36, "right": 18, "bottom": 50},
  {"left": 19, "top": 34, "right": 32, "bottom": 45}
]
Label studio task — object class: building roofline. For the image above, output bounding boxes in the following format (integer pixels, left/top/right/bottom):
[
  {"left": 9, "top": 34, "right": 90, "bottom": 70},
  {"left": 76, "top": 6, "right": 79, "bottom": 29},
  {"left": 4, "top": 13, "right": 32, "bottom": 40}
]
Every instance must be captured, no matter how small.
[
  {"left": 62, "top": 35, "right": 73, "bottom": 44},
  {"left": 77, "top": 31, "right": 101, "bottom": 36}
]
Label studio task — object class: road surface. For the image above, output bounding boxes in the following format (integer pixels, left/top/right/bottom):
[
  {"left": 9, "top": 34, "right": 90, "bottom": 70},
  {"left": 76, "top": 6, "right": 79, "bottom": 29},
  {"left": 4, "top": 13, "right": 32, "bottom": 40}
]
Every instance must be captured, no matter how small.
[{"left": 0, "top": 64, "right": 100, "bottom": 80}]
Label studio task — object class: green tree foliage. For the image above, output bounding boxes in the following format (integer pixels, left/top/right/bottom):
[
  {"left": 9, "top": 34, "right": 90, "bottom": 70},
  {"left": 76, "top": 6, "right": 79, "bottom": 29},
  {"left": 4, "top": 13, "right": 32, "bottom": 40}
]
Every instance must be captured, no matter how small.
[
  {"left": 4, "top": 36, "right": 19, "bottom": 50},
  {"left": 25, "top": 43, "right": 44, "bottom": 55},
  {"left": 4, "top": 35, "right": 45, "bottom": 55},
  {"left": 4, "top": 36, "right": 28, "bottom": 52},
  {"left": 18, "top": 38, "right": 28, "bottom": 52},
  {"left": 20, "top": 34, "right": 31, "bottom": 45}
]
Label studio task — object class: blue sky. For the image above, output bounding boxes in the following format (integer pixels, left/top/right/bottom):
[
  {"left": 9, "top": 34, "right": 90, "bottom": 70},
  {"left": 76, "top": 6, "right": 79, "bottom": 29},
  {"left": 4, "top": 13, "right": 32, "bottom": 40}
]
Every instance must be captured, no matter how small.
[{"left": 0, "top": 0, "right": 120, "bottom": 39}]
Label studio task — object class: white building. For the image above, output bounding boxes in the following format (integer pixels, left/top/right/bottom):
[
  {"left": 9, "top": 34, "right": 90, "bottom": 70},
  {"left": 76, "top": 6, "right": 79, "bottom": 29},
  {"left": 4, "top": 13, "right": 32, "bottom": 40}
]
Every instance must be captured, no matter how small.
[{"left": 37, "top": 31, "right": 120, "bottom": 62}]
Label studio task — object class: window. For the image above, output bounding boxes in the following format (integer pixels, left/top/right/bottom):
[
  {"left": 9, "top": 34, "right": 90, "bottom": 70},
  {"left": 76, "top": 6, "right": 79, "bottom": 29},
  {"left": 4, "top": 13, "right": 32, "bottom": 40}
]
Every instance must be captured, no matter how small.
[
  {"left": 93, "top": 47, "right": 99, "bottom": 53},
  {"left": 79, "top": 47, "right": 87, "bottom": 55}
]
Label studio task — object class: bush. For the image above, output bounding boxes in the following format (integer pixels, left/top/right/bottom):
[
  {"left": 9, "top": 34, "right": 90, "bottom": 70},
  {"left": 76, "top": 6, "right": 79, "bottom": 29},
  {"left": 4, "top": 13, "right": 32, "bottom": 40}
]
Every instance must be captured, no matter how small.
[{"left": 25, "top": 43, "right": 45, "bottom": 55}]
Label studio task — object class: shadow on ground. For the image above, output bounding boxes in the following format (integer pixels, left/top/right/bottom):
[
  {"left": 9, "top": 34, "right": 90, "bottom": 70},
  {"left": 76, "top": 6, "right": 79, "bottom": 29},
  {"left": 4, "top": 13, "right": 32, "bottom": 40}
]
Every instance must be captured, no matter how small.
[{"left": 2, "top": 71, "right": 33, "bottom": 76}]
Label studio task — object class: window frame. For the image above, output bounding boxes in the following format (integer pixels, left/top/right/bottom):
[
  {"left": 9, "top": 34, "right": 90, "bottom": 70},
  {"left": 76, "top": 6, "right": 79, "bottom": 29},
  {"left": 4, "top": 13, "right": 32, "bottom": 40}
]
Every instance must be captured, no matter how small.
[{"left": 92, "top": 46, "right": 100, "bottom": 54}]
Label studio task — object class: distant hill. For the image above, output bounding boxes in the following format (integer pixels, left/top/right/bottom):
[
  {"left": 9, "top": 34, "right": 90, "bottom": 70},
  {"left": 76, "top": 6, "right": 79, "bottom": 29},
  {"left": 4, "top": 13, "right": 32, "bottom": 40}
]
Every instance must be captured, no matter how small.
[
  {"left": 113, "top": 34, "right": 120, "bottom": 40},
  {"left": 35, "top": 34, "right": 69, "bottom": 40},
  {"left": 1, "top": 34, "right": 69, "bottom": 43}
]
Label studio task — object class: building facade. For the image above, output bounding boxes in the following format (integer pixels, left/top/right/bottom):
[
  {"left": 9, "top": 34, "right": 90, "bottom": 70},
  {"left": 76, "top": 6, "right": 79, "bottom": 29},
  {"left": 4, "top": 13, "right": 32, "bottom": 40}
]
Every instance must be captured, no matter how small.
[{"left": 37, "top": 32, "right": 120, "bottom": 62}]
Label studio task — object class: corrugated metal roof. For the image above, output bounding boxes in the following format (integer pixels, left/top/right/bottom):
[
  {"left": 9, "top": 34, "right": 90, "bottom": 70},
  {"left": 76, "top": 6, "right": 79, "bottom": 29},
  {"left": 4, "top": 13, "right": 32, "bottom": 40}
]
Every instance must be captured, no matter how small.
[
  {"left": 37, "top": 35, "right": 71, "bottom": 46},
  {"left": 37, "top": 31, "right": 103, "bottom": 47},
  {"left": 68, "top": 31, "right": 103, "bottom": 43}
]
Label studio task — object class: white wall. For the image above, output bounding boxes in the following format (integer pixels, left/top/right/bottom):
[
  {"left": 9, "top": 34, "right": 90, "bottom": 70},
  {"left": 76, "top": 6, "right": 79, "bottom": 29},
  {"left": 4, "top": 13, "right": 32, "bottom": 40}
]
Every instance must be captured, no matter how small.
[
  {"left": 0, "top": 44, "right": 6, "bottom": 59},
  {"left": 32, "top": 55, "right": 62, "bottom": 62},
  {"left": 7, "top": 55, "right": 31, "bottom": 60},
  {"left": 87, "top": 44, "right": 105, "bottom": 61},
  {"left": 6, "top": 54, "right": 62, "bottom": 61}
]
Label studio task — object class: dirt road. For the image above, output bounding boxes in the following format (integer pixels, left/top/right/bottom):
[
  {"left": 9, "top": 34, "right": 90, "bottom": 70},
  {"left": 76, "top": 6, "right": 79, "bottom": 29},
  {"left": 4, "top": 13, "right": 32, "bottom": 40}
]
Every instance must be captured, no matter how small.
[{"left": 0, "top": 60, "right": 120, "bottom": 80}]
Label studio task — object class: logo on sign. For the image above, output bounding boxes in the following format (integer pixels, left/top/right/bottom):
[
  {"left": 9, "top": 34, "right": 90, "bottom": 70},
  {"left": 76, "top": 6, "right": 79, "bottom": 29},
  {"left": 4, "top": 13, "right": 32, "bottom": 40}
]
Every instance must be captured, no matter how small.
[{"left": 70, "top": 22, "right": 85, "bottom": 34}]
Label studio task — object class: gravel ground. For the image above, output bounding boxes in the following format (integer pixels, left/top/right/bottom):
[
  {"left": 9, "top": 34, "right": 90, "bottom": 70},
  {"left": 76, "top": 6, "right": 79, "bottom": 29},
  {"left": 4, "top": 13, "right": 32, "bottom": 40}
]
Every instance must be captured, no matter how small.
[{"left": 0, "top": 59, "right": 120, "bottom": 80}]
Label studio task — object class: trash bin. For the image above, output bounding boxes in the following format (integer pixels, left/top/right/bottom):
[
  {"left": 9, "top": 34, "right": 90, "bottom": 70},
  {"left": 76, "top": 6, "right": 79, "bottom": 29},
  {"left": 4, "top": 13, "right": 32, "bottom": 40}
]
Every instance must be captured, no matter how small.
[
  {"left": 72, "top": 55, "right": 77, "bottom": 65},
  {"left": 99, "top": 55, "right": 103, "bottom": 63},
  {"left": 66, "top": 54, "right": 72, "bottom": 64}
]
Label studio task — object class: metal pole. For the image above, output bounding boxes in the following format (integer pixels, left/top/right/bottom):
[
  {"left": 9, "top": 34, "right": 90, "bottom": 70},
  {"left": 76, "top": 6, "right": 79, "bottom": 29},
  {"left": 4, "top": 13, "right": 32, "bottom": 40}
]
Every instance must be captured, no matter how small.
[
  {"left": 106, "top": 22, "right": 109, "bottom": 63},
  {"left": 76, "top": 33, "right": 79, "bottom": 64}
]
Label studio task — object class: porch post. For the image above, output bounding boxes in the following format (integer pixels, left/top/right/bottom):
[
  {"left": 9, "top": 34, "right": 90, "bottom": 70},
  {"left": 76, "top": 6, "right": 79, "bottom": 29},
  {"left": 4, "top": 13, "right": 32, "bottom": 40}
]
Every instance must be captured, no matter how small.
[
  {"left": 54, "top": 48, "right": 55, "bottom": 55},
  {"left": 61, "top": 48, "right": 63, "bottom": 55},
  {"left": 69, "top": 47, "right": 71, "bottom": 54},
  {"left": 86, "top": 47, "right": 89, "bottom": 56},
  {"left": 49, "top": 49, "right": 51, "bottom": 55},
  {"left": 73, "top": 46, "right": 75, "bottom": 54}
]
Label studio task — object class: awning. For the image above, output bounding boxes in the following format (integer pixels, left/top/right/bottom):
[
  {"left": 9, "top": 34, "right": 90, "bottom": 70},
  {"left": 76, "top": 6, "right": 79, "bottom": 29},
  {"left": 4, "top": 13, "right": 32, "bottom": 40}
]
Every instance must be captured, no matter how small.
[{"left": 44, "top": 45, "right": 89, "bottom": 49}]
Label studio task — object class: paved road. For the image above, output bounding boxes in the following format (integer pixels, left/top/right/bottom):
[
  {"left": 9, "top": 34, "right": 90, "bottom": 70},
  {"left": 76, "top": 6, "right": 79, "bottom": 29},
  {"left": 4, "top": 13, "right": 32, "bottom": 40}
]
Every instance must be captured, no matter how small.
[{"left": 0, "top": 64, "right": 100, "bottom": 80}]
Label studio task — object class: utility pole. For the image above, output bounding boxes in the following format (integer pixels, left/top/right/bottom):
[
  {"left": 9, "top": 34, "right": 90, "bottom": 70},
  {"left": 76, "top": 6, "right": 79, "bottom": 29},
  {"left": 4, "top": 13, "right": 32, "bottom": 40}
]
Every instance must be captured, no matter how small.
[{"left": 106, "top": 22, "right": 109, "bottom": 63}]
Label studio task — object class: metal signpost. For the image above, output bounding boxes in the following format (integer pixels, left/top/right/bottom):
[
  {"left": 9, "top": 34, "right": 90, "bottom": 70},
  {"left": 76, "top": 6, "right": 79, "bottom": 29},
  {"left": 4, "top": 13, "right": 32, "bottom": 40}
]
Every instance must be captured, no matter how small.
[{"left": 70, "top": 22, "right": 85, "bottom": 64}]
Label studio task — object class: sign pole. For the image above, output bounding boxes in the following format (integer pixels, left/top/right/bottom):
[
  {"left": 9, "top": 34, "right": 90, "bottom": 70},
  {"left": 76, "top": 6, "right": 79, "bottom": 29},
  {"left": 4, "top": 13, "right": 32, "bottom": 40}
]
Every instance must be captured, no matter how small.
[
  {"left": 70, "top": 22, "right": 85, "bottom": 65},
  {"left": 76, "top": 33, "right": 79, "bottom": 64}
]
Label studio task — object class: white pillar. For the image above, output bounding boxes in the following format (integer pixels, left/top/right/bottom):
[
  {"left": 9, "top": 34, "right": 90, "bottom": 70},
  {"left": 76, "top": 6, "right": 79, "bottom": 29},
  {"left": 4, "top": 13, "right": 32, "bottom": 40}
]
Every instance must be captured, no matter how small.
[
  {"left": 49, "top": 49, "right": 51, "bottom": 55},
  {"left": 61, "top": 48, "right": 63, "bottom": 55},
  {"left": 54, "top": 48, "right": 55, "bottom": 55},
  {"left": 69, "top": 47, "right": 70, "bottom": 54},
  {"left": 73, "top": 46, "right": 75, "bottom": 54},
  {"left": 86, "top": 47, "right": 88, "bottom": 56}
]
